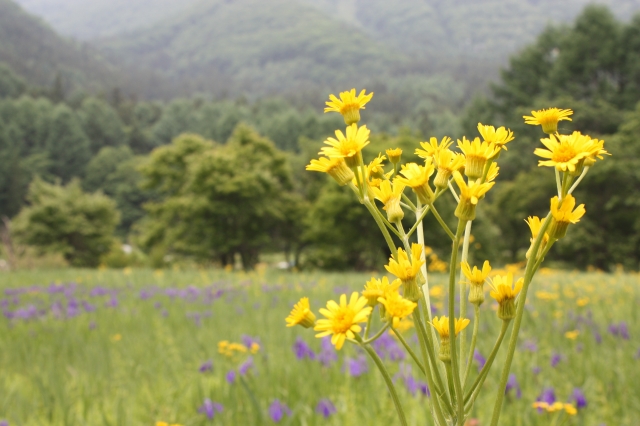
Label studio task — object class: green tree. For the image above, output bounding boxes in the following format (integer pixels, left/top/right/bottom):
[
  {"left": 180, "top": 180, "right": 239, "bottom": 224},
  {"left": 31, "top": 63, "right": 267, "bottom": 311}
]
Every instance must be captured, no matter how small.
[
  {"left": 12, "top": 178, "right": 120, "bottom": 267},
  {"left": 78, "top": 97, "right": 127, "bottom": 154},
  {"left": 45, "top": 104, "right": 91, "bottom": 181},
  {"left": 0, "top": 63, "right": 26, "bottom": 99}
]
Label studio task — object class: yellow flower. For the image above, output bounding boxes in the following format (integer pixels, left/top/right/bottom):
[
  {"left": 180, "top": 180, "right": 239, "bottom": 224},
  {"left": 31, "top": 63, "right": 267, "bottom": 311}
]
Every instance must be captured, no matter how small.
[
  {"left": 395, "top": 161, "right": 436, "bottom": 204},
  {"left": 524, "top": 108, "right": 573, "bottom": 134},
  {"left": 564, "top": 404, "right": 578, "bottom": 415},
  {"left": 320, "top": 124, "right": 370, "bottom": 168},
  {"left": 485, "top": 162, "right": 499, "bottom": 182},
  {"left": 324, "top": 88, "right": 374, "bottom": 125},
  {"left": 315, "top": 292, "right": 372, "bottom": 350},
  {"left": 367, "top": 154, "right": 387, "bottom": 179},
  {"left": 452, "top": 171, "right": 495, "bottom": 221},
  {"left": 583, "top": 136, "right": 610, "bottom": 167},
  {"left": 433, "top": 149, "right": 466, "bottom": 188},
  {"left": 386, "top": 148, "right": 402, "bottom": 164},
  {"left": 576, "top": 297, "right": 589, "bottom": 306},
  {"left": 285, "top": 297, "right": 317, "bottom": 328},
  {"left": 525, "top": 216, "right": 549, "bottom": 259},
  {"left": 306, "top": 157, "right": 355, "bottom": 186},
  {"left": 430, "top": 316, "right": 470, "bottom": 361},
  {"left": 362, "top": 276, "right": 401, "bottom": 306},
  {"left": 489, "top": 273, "right": 523, "bottom": 320},
  {"left": 371, "top": 179, "right": 406, "bottom": 222},
  {"left": 111, "top": 334, "right": 122, "bottom": 342},
  {"left": 457, "top": 136, "right": 500, "bottom": 179},
  {"left": 461, "top": 260, "right": 491, "bottom": 305},
  {"left": 384, "top": 244, "right": 425, "bottom": 301},
  {"left": 415, "top": 136, "right": 453, "bottom": 159},
  {"left": 534, "top": 132, "right": 593, "bottom": 173},
  {"left": 549, "top": 195, "right": 585, "bottom": 239},
  {"left": 378, "top": 291, "right": 417, "bottom": 327},
  {"left": 477, "top": 123, "right": 514, "bottom": 150},
  {"left": 565, "top": 330, "right": 580, "bottom": 339}
]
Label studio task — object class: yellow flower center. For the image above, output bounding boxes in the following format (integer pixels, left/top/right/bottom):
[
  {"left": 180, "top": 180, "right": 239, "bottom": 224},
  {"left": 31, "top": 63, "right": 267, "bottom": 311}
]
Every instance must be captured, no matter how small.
[
  {"left": 552, "top": 144, "right": 577, "bottom": 163},
  {"left": 332, "top": 308, "right": 355, "bottom": 334}
]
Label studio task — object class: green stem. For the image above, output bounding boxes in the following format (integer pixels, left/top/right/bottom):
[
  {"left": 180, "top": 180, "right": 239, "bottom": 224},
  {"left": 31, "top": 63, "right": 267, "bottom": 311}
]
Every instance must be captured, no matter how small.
[
  {"left": 464, "top": 320, "right": 510, "bottom": 406},
  {"left": 448, "top": 180, "right": 460, "bottom": 203},
  {"left": 430, "top": 204, "right": 455, "bottom": 241},
  {"left": 462, "top": 305, "right": 480, "bottom": 388},
  {"left": 408, "top": 204, "right": 430, "bottom": 237},
  {"left": 359, "top": 339, "right": 409, "bottom": 426},
  {"left": 364, "top": 200, "right": 397, "bottom": 256},
  {"left": 362, "top": 322, "right": 390, "bottom": 345},
  {"left": 489, "top": 213, "right": 552, "bottom": 426},
  {"left": 554, "top": 168, "right": 562, "bottom": 198},
  {"left": 459, "top": 220, "right": 473, "bottom": 373},
  {"left": 560, "top": 172, "right": 574, "bottom": 200},
  {"left": 401, "top": 193, "right": 417, "bottom": 211},
  {"left": 367, "top": 201, "right": 403, "bottom": 239},
  {"left": 391, "top": 326, "right": 426, "bottom": 375},
  {"left": 364, "top": 311, "right": 374, "bottom": 339},
  {"left": 448, "top": 220, "right": 466, "bottom": 425},
  {"left": 567, "top": 167, "right": 589, "bottom": 195},
  {"left": 445, "top": 362, "right": 457, "bottom": 408}
]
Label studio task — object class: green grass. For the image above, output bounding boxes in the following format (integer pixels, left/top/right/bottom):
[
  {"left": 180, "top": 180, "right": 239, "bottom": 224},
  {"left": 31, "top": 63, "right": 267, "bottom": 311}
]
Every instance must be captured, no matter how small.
[{"left": 0, "top": 268, "right": 638, "bottom": 425}]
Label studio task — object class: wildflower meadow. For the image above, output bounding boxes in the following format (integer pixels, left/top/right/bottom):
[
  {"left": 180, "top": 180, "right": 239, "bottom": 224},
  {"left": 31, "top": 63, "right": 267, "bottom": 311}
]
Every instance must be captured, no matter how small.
[{"left": 0, "top": 267, "right": 638, "bottom": 425}]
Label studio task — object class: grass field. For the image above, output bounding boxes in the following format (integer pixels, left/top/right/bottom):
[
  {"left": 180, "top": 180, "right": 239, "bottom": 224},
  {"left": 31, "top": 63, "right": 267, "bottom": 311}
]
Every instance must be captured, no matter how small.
[{"left": 0, "top": 267, "right": 638, "bottom": 425}]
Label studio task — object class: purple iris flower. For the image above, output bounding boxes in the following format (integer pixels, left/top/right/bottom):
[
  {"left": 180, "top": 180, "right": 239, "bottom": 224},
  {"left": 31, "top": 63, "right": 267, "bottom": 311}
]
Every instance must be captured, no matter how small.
[
  {"left": 198, "top": 398, "right": 223, "bottom": 419},
  {"left": 105, "top": 295, "right": 118, "bottom": 308},
  {"left": 317, "top": 337, "right": 337, "bottom": 367},
  {"left": 473, "top": 350, "right": 486, "bottom": 371},
  {"left": 522, "top": 339, "right": 538, "bottom": 352},
  {"left": 242, "top": 335, "right": 261, "bottom": 348},
  {"left": 268, "top": 399, "right": 291, "bottom": 422},
  {"left": 505, "top": 374, "right": 521, "bottom": 399},
  {"left": 571, "top": 388, "right": 587, "bottom": 409},
  {"left": 372, "top": 333, "right": 405, "bottom": 362},
  {"left": 343, "top": 356, "right": 368, "bottom": 377},
  {"left": 226, "top": 370, "right": 236, "bottom": 384},
  {"left": 316, "top": 399, "right": 336, "bottom": 418},
  {"left": 608, "top": 323, "right": 619, "bottom": 336},
  {"left": 239, "top": 357, "right": 254, "bottom": 375},
  {"left": 0, "top": 419, "right": 8, "bottom": 426},
  {"left": 82, "top": 301, "right": 96, "bottom": 312},
  {"left": 292, "top": 338, "right": 315, "bottom": 360},
  {"left": 550, "top": 352, "right": 561, "bottom": 367},
  {"left": 619, "top": 322, "right": 630, "bottom": 340},
  {"left": 593, "top": 329, "right": 602, "bottom": 344},
  {"left": 199, "top": 360, "right": 213, "bottom": 373},
  {"left": 537, "top": 387, "right": 556, "bottom": 405}
]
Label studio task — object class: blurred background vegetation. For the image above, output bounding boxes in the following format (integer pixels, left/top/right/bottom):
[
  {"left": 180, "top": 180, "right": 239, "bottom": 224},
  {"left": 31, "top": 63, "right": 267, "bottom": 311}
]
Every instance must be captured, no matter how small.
[{"left": 0, "top": 0, "right": 639, "bottom": 271}]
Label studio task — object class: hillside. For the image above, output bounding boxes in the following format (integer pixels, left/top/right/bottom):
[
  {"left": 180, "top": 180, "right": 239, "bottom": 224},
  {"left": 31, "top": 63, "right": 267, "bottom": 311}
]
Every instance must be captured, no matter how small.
[
  {"left": 94, "top": 0, "right": 407, "bottom": 98},
  {"left": 0, "top": 0, "right": 121, "bottom": 92}
]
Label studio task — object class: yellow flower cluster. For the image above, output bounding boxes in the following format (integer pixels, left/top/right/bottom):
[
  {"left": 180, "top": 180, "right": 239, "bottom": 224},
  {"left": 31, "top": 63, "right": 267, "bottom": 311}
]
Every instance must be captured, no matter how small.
[
  {"left": 532, "top": 401, "right": 577, "bottom": 416},
  {"left": 218, "top": 340, "right": 260, "bottom": 357}
]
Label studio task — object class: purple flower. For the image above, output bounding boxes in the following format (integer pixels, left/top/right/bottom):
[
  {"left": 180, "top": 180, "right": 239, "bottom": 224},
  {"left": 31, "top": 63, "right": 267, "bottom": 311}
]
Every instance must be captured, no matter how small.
[
  {"left": 242, "top": 335, "right": 261, "bottom": 348},
  {"left": 316, "top": 399, "right": 336, "bottom": 418},
  {"left": 239, "top": 357, "right": 254, "bottom": 376},
  {"left": 537, "top": 387, "right": 556, "bottom": 405},
  {"left": 199, "top": 360, "right": 213, "bottom": 373},
  {"left": 198, "top": 398, "right": 223, "bottom": 419},
  {"left": 619, "top": 322, "right": 630, "bottom": 340},
  {"left": 226, "top": 370, "right": 236, "bottom": 384},
  {"left": 608, "top": 323, "right": 620, "bottom": 336},
  {"left": 550, "top": 352, "right": 562, "bottom": 367},
  {"left": 473, "top": 350, "right": 486, "bottom": 371},
  {"left": 372, "top": 333, "right": 405, "bottom": 362},
  {"left": 522, "top": 339, "right": 538, "bottom": 352},
  {"left": 268, "top": 399, "right": 291, "bottom": 422},
  {"left": 343, "top": 356, "right": 368, "bottom": 377},
  {"left": 292, "top": 338, "right": 315, "bottom": 360},
  {"left": 532, "top": 366, "right": 541, "bottom": 375},
  {"left": 0, "top": 419, "right": 8, "bottom": 426},
  {"left": 317, "top": 337, "right": 337, "bottom": 367},
  {"left": 571, "top": 388, "right": 587, "bottom": 409},
  {"left": 505, "top": 374, "right": 521, "bottom": 399},
  {"left": 105, "top": 296, "right": 118, "bottom": 308},
  {"left": 593, "top": 329, "right": 602, "bottom": 344},
  {"left": 82, "top": 301, "right": 96, "bottom": 312}
]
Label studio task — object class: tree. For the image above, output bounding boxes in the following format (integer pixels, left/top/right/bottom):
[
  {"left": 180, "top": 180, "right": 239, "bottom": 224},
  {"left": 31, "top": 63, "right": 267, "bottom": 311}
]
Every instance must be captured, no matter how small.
[
  {"left": 78, "top": 97, "right": 127, "bottom": 154},
  {"left": 12, "top": 178, "right": 120, "bottom": 267},
  {"left": 0, "top": 63, "right": 26, "bottom": 99},
  {"left": 44, "top": 104, "right": 91, "bottom": 182}
]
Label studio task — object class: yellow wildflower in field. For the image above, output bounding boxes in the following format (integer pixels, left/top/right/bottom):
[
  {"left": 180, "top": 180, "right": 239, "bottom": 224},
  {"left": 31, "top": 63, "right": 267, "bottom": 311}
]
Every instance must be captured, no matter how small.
[
  {"left": 489, "top": 273, "right": 523, "bottom": 320},
  {"left": 385, "top": 244, "right": 425, "bottom": 301},
  {"left": 111, "top": 334, "right": 122, "bottom": 342},
  {"left": 535, "top": 291, "right": 559, "bottom": 301},
  {"left": 306, "top": 157, "right": 355, "bottom": 186},
  {"left": 371, "top": 179, "right": 406, "bottom": 222},
  {"left": 433, "top": 149, "right": 465, "bottom": 188},
  {"left": 534, "top": 132, "right": 594, "bottom": 173},
  {"left": 525, "top": 216, "right": 550, "bottom": 259},
  {"left": 461, "top": 260, "right": 491, "bottom": 305},
  {"left": 532, "top": 401, "right": 577, "bottom": 415},
  {"left": 378, "top": 291, "right": 417, "bottom": 327},
  {"left": 156, "top": 422, "right": 183, "bottom": 426},
  {"left": 324, "top": 88, "right": 373, "bottom": 125},
  {"left": 393, "top": 317, "right": 414, "bottom": 332},
  {"left": 524, "top": 108, "right": 573, "bottom": 134},
  {"left": 386, "top": 148, "right": 402, "bottom": 164},
  {"left": 395, "top": 161, "right": 436, "bottom": 204},
  {"left": 452, "top": 171, "right": 495, "bottom": 221},
  {"left": 218, "top": 341, "right": 249, "bottom": 357},
  {"left": 367, "top": 154, "right": 387, "bottom": 179},
  {"left": 485, "top": 162, "right": 499, "bottom": 182},
  {"left": 415, "top": 136, "right": 453, "bottom": 159},
  {"left": 362, "top": 276, "right": 400, "bottom": 306},
  {"left": 457, "top": 136, "right": 500, "bottom": 179},
  {"left": 565, "top": 330, "right": 580, "bottom": 339},
  {"left": 583, "top": 136, "right": 610, "bottom": 167},
  {"left": 315, "top": 292, "right": 372, "bottom": 350},
  {"left": 477, "top": 123, "right": 514, "bottom": 150},
  {"left": 285, "top": 297, "right": 317, "bottom": 328},
  {"left": 320, "top": 124, "right": 370, "bottom": 168},
  {"left": 549, "top": 195, "right": 585, "bottom": 239},
  {"left": 430, "top": 316, "right": 470, "bottom": 361},
  {"left": 576, "top": 297, "right": 590, "bottom": 306}
]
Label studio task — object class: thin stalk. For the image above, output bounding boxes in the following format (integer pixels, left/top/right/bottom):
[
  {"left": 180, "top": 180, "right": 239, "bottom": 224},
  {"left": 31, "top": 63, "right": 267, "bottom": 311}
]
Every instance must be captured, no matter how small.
[
  {"left": 445, "top": 362, "right": 457, "bottom": 409},
  {"left": 408, "top": 204, "right": 431, "bottom": 237},
  {"left": 560, "top": 172, "right": 574, "bottom": 200},
  {"left": 364, "top": 311, "right": 374, "bottom": 339},
  {"left": 448, "top": 220, "right": 467, "bottom": 425},
  {"left": 395, "top": 220, "right": 411, "bottom": 253},
  {"left": 567, "top": 167, "right": 589, "bottom": 195},
  {"left": 554, "top": 168, "right": 562, "bottom": 198},
  {"left": 464, "top": 320, "right": 510, "bottom": 405},
  {"left": 362, "top": 322, "right": 390, "bottom": 345},
  {"left": 448, "top": 180, "right": 460, "bottom": 203},
  {"left": 430, "top": 204, "right": 455, "bottom": 241},
  {"left": 364, "top": 200, "right": 397, "bottom": 256},
  {"left": 489, "top": 213, "right": 552, "bottom": 426},
  {"left": 459, "top": 220, "right": 473, "bottom": 371},
  {"left": 462, "top": 305, "right": 480, "bottom": 388},
  {"left": 401, "top": 193, "right": 417, "bottom": 211},
  {"left": 359, "top": 339, "right": 409, "bottom": 426},
  {"left": 391, "top": 326, "right": 426, "bottom": 375}
]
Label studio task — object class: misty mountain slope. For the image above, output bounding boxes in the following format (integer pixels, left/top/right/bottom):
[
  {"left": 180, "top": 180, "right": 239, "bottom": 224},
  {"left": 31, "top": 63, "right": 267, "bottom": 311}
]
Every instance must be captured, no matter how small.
[
  {"left": 0, "top": 0, "right": 121, "bottom": 91},
  {"left": 95, "top": 0, "right": 407, "bottom": 96}
]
